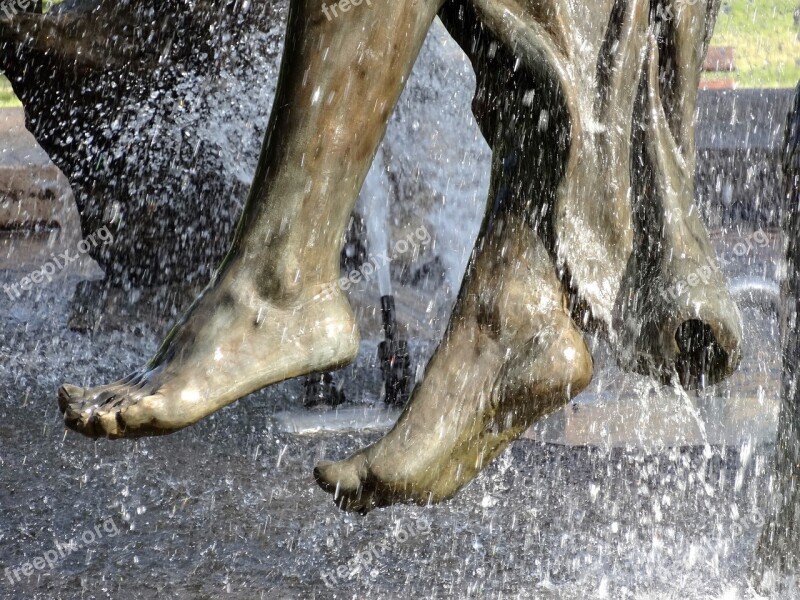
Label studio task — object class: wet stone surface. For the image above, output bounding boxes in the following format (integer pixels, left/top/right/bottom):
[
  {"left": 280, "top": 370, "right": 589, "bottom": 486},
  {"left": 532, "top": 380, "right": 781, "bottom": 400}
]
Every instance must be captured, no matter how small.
[{"left": 0, "top": 271, "right": 789, "bottom": 599}]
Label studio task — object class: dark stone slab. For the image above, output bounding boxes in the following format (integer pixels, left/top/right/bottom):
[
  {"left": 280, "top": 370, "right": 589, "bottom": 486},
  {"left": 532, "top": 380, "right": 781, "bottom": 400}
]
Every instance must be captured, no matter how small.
[
  {"left": 696, "top": 89, "right": 794, "bottom": 151},
  {"left": 695, "top": 88, "right": 796, "bottom": 228}
]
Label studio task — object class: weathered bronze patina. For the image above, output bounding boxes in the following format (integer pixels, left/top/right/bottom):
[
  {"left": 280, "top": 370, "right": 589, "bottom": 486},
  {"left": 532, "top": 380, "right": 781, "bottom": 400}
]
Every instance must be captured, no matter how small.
[
  {"left": 316, "top": 0, "right": 743, "bottom": 512},
  {"left": 2, "top": 0, "right": 742, "bottom": 512}
]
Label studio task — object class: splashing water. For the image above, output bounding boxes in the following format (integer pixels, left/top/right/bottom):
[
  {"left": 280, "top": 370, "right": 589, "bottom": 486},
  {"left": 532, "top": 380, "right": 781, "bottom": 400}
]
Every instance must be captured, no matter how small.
[
  {"left": 0, "top": 1, "right": 797, "bottom": 598},
  {"left": 361, "top": 147, "right": 393, "bottom": 297}
]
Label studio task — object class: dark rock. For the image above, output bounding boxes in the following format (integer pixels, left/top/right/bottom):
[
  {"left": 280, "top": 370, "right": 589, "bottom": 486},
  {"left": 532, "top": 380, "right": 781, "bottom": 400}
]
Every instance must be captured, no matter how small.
[
  {"left": 695, "top": 89, "right": 796, "bottom": 228},
  {"left": 0, "top": 0, "right": 286, "bottom": 289}
]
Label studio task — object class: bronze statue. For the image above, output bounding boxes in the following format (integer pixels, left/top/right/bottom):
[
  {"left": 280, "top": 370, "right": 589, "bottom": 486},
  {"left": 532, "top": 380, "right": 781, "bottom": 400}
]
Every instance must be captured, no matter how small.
[{"left": 5, "top": 0, "right": 741, "bottom": 512}]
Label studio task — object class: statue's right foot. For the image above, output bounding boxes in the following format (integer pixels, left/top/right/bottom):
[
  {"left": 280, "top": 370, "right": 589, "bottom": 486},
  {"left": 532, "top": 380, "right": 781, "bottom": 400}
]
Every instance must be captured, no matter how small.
[
  {"left": 315, "top": 221, "right": 593, "bottom": 512},
  {"left": 315, "top": 310, "right": 591, "bottom": 513},
  {"left": 58, "top": 270, "right": 359, "bottom": 438}
]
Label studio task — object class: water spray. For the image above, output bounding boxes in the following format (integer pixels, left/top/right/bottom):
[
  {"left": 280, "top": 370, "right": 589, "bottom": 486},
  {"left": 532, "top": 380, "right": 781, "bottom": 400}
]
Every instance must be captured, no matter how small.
[{"left": 303, "top": 371, "right": 346, "bottom": 408}]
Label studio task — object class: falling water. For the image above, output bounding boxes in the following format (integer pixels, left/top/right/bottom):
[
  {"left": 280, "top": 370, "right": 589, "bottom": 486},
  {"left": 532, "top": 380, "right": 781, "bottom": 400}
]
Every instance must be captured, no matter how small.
[
  {"left": 0, "top": 0, "right": 798, "bottom": 598},
  {"left": 360, "top": 147, "right": 393, "bottom": 297}
]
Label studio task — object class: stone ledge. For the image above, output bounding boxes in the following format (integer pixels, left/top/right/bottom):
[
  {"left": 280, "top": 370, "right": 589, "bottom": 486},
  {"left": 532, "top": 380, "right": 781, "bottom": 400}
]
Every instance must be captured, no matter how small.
[{"left": 0, "top": 107, "right": 85, "bottom": 269}]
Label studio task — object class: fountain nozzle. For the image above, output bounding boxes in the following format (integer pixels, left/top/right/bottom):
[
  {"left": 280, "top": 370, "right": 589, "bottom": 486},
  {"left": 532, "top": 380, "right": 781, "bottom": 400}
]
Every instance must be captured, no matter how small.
[
  {"left": 378, "top": 295, "right": 412, "bottom": 407},
  {"left": 303, "top": 372, "right": 345, "bottom": 408}
]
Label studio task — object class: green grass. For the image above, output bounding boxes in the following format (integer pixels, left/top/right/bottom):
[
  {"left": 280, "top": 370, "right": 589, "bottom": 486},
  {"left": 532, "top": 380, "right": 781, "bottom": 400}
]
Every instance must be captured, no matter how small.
[
  {"left": 0, "top": 75, "right": 20, "bottom": 108},
  {"left": 708, "top": 0, "right": 800, "bottom": 88}
]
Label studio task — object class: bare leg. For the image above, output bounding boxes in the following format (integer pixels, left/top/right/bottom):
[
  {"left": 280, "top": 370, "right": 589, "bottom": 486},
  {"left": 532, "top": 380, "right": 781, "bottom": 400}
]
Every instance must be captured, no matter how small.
[
  {"left": 58, "top": 0, "right": 443, "bottom": 438},
  {"left": 314, "top": 147, "right": 593, "bottom": 512}
]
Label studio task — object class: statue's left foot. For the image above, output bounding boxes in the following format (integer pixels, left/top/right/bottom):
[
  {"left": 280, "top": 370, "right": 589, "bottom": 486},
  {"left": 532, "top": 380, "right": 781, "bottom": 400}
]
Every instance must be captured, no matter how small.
[
  {"left": 315, "top": 223, "right": 593, "bottom": 512},
  {"left": 58, "top": 268, "right": 360, "bottom": 438}
]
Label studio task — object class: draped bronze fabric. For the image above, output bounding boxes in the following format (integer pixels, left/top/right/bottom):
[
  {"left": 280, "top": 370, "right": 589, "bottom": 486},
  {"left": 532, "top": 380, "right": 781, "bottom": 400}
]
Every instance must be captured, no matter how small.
[{"left": 441, "top": 0, "right": 742, "bottom": 388}]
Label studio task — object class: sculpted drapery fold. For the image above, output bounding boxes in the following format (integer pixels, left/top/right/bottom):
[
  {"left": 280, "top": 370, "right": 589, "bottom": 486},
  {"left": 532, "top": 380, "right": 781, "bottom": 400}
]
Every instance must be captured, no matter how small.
[{"left": 442, "top": 0, "right": 741, "bottom": 386}]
